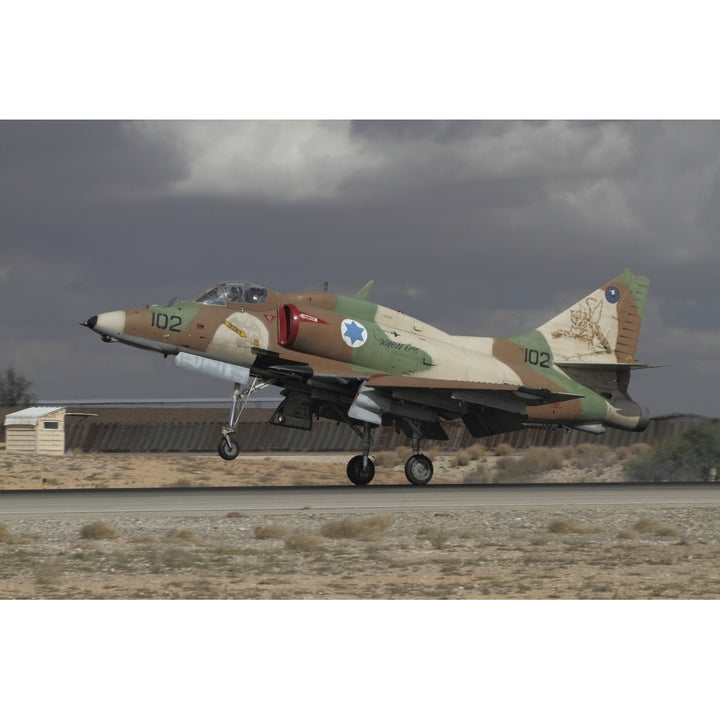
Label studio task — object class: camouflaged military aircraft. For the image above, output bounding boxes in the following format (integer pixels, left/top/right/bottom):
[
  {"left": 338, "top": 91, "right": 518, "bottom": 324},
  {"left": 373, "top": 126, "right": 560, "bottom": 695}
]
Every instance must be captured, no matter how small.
[{"left": 82, "top": 269, "right": 651, "bottom": 485}]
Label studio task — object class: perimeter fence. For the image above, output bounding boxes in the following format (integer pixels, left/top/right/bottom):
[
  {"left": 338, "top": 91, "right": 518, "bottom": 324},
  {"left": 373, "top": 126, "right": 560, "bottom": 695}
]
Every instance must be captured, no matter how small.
[{"left": 63, "top": 414, "right": 713, "bottom": 454}]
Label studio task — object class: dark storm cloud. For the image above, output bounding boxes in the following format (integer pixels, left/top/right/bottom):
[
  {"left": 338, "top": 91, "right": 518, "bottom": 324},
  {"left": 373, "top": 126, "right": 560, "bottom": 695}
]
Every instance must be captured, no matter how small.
[
  {"left": 1, "top": 120, "right": 719, "bottom": 415},
  {"left": 0, "top": 121, "right": 186, "bottom": 212}
]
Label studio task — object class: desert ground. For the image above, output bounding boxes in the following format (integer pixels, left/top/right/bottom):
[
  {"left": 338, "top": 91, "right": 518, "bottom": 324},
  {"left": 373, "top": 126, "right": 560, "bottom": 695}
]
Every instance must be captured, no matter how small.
[{"left": 1, "top": 447, "right": 719, "bottom": 599}]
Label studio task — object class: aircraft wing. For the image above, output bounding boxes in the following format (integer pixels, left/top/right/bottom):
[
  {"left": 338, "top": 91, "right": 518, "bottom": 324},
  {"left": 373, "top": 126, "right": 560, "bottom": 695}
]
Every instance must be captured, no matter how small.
[
  {"left": 251, "top": 350, "right": 583, "bottom": 440},
  {"left": 366, "top": 374, "right": 582, "bottom": 411},
  {"left": 345, "top": 374, "right": 585, "bottom": 440}
]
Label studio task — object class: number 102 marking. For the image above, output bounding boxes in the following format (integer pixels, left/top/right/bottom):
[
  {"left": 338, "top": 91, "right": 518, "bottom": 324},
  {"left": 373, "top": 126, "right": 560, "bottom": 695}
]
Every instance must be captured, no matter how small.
[
  {"left": 524, "top": 348, "right": 551, "bottom": 368},
  {"left": 151, "top": 312, "right": 182, "bottom": 332}
]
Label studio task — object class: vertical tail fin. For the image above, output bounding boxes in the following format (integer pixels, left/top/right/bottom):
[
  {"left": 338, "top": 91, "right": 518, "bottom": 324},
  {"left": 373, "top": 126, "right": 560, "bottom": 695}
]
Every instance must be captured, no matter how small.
[{"left": 537, "top": 269, "right": 650, "bottom": 365}]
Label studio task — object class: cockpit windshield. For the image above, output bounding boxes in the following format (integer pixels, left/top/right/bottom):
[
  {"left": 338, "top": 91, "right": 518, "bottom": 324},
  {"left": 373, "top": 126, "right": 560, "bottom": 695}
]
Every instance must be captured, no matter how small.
[
  {"left": 194, "top": 282, "right": 269, "bottom": 306},
  {"left": 195, "top": 286, "right": 227, "bottom": 306}
]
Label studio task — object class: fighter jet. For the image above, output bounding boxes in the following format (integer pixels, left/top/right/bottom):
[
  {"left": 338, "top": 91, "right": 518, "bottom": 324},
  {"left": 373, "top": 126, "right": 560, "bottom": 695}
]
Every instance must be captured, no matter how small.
[{"left": 82, "top": 269, "right": 651, "bottom": 485}]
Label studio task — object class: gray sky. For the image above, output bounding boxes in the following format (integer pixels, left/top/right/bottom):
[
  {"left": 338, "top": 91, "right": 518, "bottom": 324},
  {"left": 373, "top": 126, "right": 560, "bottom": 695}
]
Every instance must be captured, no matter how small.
[{"left": 1, "top": 119, "right": 719, "bottom": 417}]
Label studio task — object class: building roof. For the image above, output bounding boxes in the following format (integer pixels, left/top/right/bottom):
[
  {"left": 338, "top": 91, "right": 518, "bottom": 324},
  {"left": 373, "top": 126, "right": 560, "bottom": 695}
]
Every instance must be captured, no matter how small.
[{"left": 4, "top": 407, "right": 65, "bottom": 426}]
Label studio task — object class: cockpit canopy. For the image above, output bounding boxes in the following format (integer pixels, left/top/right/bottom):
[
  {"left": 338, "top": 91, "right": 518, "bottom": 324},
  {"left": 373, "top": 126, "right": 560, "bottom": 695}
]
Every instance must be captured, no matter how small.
[{"left": 195, "top": 282, "right": 269, "bottom": 307}]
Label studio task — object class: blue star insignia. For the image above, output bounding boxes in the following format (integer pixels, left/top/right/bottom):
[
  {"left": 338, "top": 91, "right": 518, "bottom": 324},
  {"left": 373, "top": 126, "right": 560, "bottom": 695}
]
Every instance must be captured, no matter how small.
[
  {"left": 342, "top": 320, "right": 366, "bottom": 346},
  {"left": 605, "top": 286, "right": 620, "bottom": 304}
]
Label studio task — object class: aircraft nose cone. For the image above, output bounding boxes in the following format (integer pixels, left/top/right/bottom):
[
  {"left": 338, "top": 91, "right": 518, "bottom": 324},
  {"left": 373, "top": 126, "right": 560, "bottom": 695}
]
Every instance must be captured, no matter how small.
[{"left": 82, "top": 311, "right": 126, "bottom": 335}]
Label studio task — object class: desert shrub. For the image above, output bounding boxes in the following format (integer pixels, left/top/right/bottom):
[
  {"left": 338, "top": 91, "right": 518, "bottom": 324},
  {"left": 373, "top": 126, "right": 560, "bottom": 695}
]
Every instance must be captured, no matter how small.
[
  {"left": 453, "top": 449, "right": 472, "bottom": 467},
  {"left": 226, "top": 511, "right": 248, "bottom": 518},
  {"left": 570, "top": 443, "right": 614, "bottom": 470},
  {"left": 548, "top": 518, "right": 602, "bottom": 534},
  {"left": 394, "top": 446, "right": 413, "bottom": 462},
  {"left": 633, "top": 518, "right": 661, "bottom": 533},
  {"left": 494, "top": 447, "right": 564, "bottom": 481},
  {"left": 165, "top": 528, "right": 198, "bottom": 542},
  {"left": 161, "top": 548, "right": 193, "bottom": 568},
  {"left": 0, "top": 523, "right": 12, "bottom": 543},
  {"left": 254, "top": 523, "right": 288, "bottom": 539},
  {"left": 284, "top": 531, "right": 322, "bottom": 551},
  {"left": 467, "top": 443, "right": 487, "bottom": 461},
  {"left": 80, "top": 520, "right": 117, "bottom": 540},
  {"left": 495, "top": 443, "right": 514, "bottom": 456},
  {"left": 625, "top": 421, "right": 720, "bottom": 483},
  {"left": 632, "top": 518, "right": 680, "bottom": 537},
  {"left": 321, "top": 514, "right": 391, "bottom": 540},
  {"left": 463, "top": 465, "right": 489, "bottom": 484},
  {"left": 614, "top": 447, "right": 630, "bottom": 461},
  {"left": 417, "top": 525, "right": 450, "bottom": 549},
  {"left": 373, "top": 451, "right": 400, "bottom": 468}
]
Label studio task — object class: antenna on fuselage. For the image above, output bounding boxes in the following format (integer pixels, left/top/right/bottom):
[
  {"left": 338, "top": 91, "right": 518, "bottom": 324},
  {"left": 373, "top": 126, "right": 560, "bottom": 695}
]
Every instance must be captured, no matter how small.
[{"left": 322, "top": 281, "right": 329, "bottom": 293}]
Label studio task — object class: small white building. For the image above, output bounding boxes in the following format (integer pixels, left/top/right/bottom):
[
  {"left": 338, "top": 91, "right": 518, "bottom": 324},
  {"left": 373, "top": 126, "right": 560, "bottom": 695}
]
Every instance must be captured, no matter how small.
[{"left": 4, "top": 407, "right": 66, "bottom": 456}]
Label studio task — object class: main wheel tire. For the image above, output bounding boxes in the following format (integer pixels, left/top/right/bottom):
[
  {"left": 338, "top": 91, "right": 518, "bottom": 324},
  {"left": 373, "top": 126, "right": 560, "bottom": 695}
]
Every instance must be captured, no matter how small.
[
  {"left": 405, "top": 454, "right": 434, "bottom": 485},
  {"left": 218, "top": 436, "right": 240, "bottom": 461},
  {"left": 346, "top": 455, "right": 375, "bottom": 485}
]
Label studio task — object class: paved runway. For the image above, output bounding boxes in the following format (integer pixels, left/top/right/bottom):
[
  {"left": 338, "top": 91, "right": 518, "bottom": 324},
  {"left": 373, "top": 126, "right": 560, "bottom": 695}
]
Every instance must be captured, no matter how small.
[{"left": 2, "top": 483, "right": 720, "bottom": 515}]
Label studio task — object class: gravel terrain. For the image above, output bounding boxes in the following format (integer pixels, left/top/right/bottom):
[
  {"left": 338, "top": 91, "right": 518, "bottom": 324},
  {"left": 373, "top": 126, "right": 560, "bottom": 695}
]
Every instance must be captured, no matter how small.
[
  {"left": 2, "top": 504, "right": 719, "bottom": 599},
  {"left": 2, "top": 450, "right": 720, "bottom": 599}
]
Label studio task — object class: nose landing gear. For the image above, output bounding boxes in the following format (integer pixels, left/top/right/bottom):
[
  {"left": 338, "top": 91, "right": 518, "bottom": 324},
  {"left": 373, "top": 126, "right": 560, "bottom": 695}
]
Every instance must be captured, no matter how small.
[{"left": 217, "top": 378, "right": 271, "bottom": 461}]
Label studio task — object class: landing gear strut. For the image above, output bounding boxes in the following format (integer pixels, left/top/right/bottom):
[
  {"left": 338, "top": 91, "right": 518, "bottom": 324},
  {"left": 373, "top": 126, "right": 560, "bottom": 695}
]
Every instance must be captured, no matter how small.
[
  {"left": 346, "top": 422, "right": 375, "bottom": 485},
  {"left": 217, "top": 378, "right": 271, "bottom": 461},
  {"left": 404, "top": 421, "right": 434, "bottom": 486}
]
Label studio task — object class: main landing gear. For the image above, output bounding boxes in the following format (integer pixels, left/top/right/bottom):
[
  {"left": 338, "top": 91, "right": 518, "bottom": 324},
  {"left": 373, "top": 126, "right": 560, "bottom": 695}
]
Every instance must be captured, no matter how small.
[
  {"left": 403, "top": 424, "right": 433, "bottom": 485},
  {"left": 345, "top": 420, "right": 435, "bottom": 486},
  {"left": 346, "top": 422, "right": 375, "bottom": 485},
  {"left": 217, "top": 378, "right": 271, "bottom": 461}
]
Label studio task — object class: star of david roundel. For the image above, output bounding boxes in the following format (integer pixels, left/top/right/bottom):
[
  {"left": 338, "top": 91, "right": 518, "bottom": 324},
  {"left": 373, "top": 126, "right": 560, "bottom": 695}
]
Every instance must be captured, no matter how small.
[
  {"left": 341, "top": 319, "right": 367, "bottom": 348},
  {"left": 605, "top": 286, "right": 620, "bottom": 304}
]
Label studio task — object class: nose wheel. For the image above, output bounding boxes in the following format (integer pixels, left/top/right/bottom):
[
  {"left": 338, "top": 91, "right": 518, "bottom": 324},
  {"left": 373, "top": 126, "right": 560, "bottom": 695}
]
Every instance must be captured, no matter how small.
[{"left": 218, "top": 436, "right": 241, "bottom": 461}]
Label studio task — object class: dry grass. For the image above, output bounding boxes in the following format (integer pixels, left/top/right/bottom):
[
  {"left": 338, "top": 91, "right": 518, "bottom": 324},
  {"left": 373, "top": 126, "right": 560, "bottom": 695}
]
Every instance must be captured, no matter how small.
[
  {"left": 373, "top": 451, "right": 401, "bottom": 468},
  {"left": 632, "top": 518, "right": 681, "bottom": 537},
  {"left": 417, "top": 525, "right": 451, "bottom": 549},
  {"left": 463, "top": 465, "right": 490, "bottom": 484},
  {"left": 284, "top": 531, "right": 322, "bottom": 551},
  {"left": 567, "top": 443, "right": 617, "bottom": 470},
  {"left": 254, "top": 522, "right": 288, "bottom": 539},
  {"left": 160, "top": 548, "right": 194, "bottom": 568},
  {"left": 165, "top": 528, "right": 199, "bottom": 543},
  {"left": 80, "top": 520, "right": 118, "bottom": 540},
  {"left": 321, "top": 514, "right": 392, "bottom": 540},
  {"left": 467, "top": 443, "right": 487, "bottom": 461},
  {"left": 495, "top": 447, "right": 564, "bottom": 481},
  {"left": 548, "top": 518, "right": 603, "bottom": 534},
  {"left": 394, "top": 446, "right": 413, "bottom": 462},
  {"left": 495, "top": 443, "right": 514, "bottom": 456},
  {"left": 453, "top": 449, "right": 472, "bottom": 467}
]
